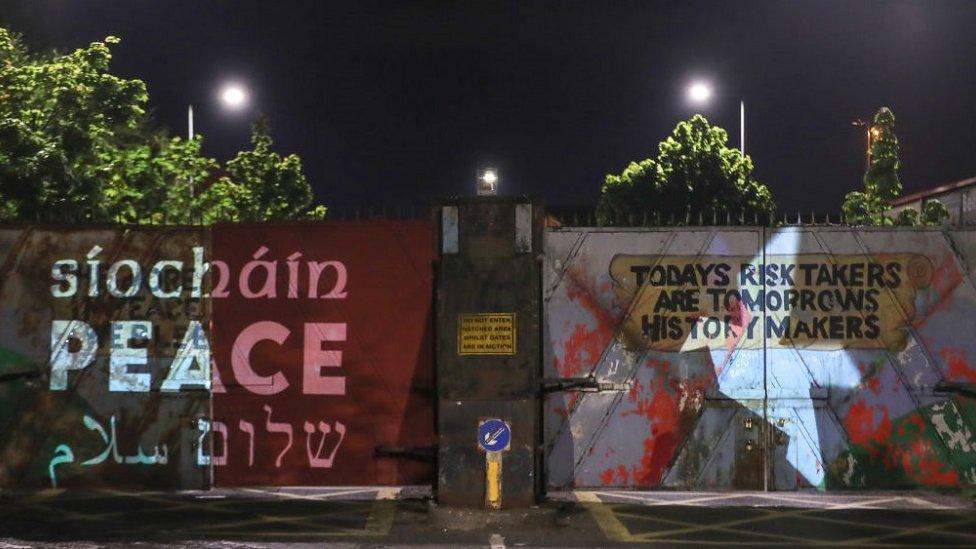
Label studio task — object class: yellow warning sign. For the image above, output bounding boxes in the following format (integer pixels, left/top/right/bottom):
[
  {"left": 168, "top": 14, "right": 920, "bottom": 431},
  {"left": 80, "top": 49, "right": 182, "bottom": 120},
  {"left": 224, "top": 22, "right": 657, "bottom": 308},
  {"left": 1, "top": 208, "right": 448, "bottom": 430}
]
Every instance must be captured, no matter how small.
[{"left": 458, "top": 313, "right": 517, "bottom": 355}]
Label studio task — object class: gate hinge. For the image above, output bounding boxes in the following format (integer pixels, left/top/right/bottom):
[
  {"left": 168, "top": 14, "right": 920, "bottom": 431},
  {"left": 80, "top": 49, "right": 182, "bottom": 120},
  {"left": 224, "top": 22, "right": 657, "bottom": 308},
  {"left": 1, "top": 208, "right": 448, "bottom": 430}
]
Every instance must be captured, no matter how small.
[
  {"left": 540, "top": 375, "right": 631, "bottom": 393},
  {"left": 0, "top": 370, "right": 41, "bottom": 384},
  {"left": 374, "top": 445, "right": 437, "bottom": 462},
  {"left": 935, "top": 382, "right": 976, "bottom": 399}
]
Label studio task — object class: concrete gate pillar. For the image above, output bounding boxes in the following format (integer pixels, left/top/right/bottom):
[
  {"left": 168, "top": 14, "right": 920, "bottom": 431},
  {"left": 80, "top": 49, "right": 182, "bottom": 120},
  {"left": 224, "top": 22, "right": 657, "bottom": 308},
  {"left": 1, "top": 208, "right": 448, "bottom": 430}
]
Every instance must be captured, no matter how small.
[{"left": 434, "top": 197, "right": 543, "bottom": 508}]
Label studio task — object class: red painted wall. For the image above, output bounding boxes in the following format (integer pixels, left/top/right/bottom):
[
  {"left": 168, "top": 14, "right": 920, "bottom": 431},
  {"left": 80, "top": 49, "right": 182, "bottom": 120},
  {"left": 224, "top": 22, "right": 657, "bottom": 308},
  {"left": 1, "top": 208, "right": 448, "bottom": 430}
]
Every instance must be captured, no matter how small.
[{"left": 211, "top": 221, "right": 435, "bottom": 486}]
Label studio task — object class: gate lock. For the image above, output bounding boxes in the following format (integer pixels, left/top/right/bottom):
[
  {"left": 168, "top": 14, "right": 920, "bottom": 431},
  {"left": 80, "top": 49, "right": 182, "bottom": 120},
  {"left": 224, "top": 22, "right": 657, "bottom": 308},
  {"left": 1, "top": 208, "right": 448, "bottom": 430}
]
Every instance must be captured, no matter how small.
[{"left": 541, "top": 375, "right": 632, "bottom": 393}]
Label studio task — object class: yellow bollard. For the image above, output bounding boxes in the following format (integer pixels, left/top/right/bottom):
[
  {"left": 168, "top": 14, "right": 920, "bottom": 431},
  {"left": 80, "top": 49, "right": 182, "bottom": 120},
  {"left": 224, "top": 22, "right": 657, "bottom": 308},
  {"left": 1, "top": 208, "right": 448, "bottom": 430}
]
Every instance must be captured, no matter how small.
[{"left": 486, "top": 451, "right": 502, "bottom": 509}]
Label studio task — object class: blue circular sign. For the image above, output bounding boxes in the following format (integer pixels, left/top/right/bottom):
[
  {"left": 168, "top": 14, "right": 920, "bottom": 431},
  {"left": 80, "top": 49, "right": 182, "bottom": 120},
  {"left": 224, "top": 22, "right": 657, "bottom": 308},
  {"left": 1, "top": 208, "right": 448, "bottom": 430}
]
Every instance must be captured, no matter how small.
[{"left": 478, "top": 418, "right": 511, "bottom": 452}]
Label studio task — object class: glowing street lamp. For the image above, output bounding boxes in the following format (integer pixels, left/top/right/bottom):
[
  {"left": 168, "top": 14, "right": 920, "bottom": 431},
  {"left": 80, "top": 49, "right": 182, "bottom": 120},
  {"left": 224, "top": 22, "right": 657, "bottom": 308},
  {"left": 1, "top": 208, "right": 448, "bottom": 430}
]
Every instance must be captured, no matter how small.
[
  {"left": 852, "top": 119, "right": 880, "bottom": 170},
  {"left": 687, "top": 81, "right": 713, "bottom": 104},
  {"left": 219, "top": 84, "right": 248, "bottom": 109},
  {"left": 187, "top": 83, "right": 250, "bottom": 139},
  {"left": 685, "top": 80, "right": 745, "bottom": 156},
  {"left": 478, "top": 168, "right": 498, "bottom": 196},
  {"left": 186, "top": 83, "right": 250, "bottom": 200}
]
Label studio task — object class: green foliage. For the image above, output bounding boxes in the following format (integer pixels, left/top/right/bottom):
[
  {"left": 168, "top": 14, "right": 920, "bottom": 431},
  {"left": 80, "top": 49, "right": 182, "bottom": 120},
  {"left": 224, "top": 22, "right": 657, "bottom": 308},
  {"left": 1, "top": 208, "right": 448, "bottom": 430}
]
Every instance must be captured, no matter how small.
[
  {"left": 304, "top": 204, "right": 329, "bottom": 219},
  {"left": 842, "top": 107, "right": 947, "bottom": 226},
  {"left": 208, "top": 116, "right": 314, "bottom": 222},
  {"left": 0, "top": 28, "right": 325, "bottom": 224},
  {"left": 864, "top": 107, "right": 901, "bottom": 202},
  {"left": 921, "top": 199, "right": 950, "bottom": 225},
  {"left": 597, "top": 115, "right": 775, "bottom": 225},
  {"left": 893, "top": 207, "right": 919, "bottom": 226}
]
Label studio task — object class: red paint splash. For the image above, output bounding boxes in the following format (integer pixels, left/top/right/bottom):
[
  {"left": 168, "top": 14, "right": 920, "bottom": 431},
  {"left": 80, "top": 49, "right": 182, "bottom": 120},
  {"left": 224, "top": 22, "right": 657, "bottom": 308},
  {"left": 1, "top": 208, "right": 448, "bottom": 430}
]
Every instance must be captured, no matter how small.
[
  {"left": 867, "top": 375, "right": 881, "bottom": 394},
  {"left": 940, "top": 347, "right": 976, "bottom": 383},
  {"left": 557, "top": 323, "right": 611, "bottom": 378},
  {"left": 723, "top": 296, "right": 752, "bottom": 360},
  {"left": 901, "top": 438, "right": 959, "bottom": 486},
  {"left": 622, "top": 364, "right": 682, "bottom": 486},
  {"left": 846, "top": 404, "right": 960, "bottom": 487},
  {"left": 844, "top": 400, "right": 892, "bottom": 461},
  {"left": 554, "top": 268, "right": 622, "bottom": 378},
  {"left": 927, "top": 253, "right": 963, "bottom": 299},
  {"left": 896, "top": 413, "right": 925, "bottom": 438}
]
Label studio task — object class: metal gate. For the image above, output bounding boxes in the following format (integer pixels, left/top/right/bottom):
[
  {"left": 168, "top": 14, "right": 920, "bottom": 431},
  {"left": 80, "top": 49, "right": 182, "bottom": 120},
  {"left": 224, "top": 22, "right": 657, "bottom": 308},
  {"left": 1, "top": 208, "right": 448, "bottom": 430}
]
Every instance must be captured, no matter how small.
[{"left": 543, "top": 226, "right": 976, "bottom": 491}]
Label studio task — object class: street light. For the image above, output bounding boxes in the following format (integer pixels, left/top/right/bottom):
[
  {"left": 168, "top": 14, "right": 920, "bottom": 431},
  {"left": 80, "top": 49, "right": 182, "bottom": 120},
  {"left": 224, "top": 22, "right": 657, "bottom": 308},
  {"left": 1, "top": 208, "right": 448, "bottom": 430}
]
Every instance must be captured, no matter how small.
[
  {"left": 186, "top": 83, "right": 250, "bottom": 199},
  {"left": 852, "top": 119, "right": 878, "bottom": 170},
  {"left": 477, "top": 167, "right": 498, "bottom": 196},
  {"left": 687, "top": 81, "right": 713, "bottom": 104},
  {"left": 686, "top": 81, "right": 745, "bottom": 155},
  {"left": 219, "top": 84, "right": 248, "bottom": 109},
  {"left": 187, "top": 83, "right": 250, "bottom": 138}
]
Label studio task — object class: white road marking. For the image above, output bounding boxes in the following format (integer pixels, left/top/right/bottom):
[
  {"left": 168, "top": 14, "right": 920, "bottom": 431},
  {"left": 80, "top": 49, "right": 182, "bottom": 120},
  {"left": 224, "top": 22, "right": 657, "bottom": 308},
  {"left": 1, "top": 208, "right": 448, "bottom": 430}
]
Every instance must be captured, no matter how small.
[
  {"left": 593, "top": 490, "right": 750, "bottom": 506},
  {"left": 241, "top": 487, "right": 378, "bottom": 501},
  {"left": 374, "top": 487, "right": 402, "bottom": 500},
  {"left": 489, "top": 533, "right": 506, "bottom": 549}
]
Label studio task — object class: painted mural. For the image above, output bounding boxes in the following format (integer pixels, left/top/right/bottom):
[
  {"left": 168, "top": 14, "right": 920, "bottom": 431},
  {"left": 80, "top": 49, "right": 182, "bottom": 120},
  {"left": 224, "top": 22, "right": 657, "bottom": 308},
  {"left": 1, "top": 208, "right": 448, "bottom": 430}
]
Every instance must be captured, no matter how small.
[
  {"left": 210, "top": 221, "right": 435, "bottom": 486},
  {"left": 0, "top": 222, "right": 435, "bottom": 489},
  {"left": 544, "top": 227, "right": 976, "bottom": 490},
  {"left": 0, "top": 227, "right": 209, "bottom": 489}
]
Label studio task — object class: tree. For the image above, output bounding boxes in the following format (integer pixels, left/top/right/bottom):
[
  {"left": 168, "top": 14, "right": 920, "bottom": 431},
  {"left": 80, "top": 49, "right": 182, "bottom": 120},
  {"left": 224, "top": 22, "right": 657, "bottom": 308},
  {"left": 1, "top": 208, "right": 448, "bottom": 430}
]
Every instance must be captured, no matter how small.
[
  {"left": 0, "top": 28, "right": 325, "bottom": 223},
  {"left": 597, "top": 115, "right": 775, "bottom": 225},
  {"left": 198, "top": 116, "right": 315, "bottom": 222},
  {"left": 842, "top": 107, "right": 947, "bottom": 226}
]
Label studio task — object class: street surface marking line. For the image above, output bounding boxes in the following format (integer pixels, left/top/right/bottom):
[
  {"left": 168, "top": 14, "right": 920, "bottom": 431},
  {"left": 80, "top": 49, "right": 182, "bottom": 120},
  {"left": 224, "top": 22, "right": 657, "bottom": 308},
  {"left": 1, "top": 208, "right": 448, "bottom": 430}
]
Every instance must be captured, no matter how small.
[
  {"left": 241, "top": 487, "right": 377, "bottom": 501},
  {"left": 611, "top": 509, "right": 818, "bottom": 545},
  {"left": 824, "top": 496, "right": 907, "bottom": 510},
  {"left": 99, "top": 488, "right": 240, "bottom": 517},
  {"left": 595, "top": 491, "right": 751, "bottom": 507},
  {"left": 575, "top": 491, "right": 635, "bottom": 542},
  {"left": 842, "top": 516, "right": 976, "bottom": 546},
  {"left": 489, "top": 533, "right": 506, "bottom": 549},
  {"left": 626, "top": 495, "right": 948, "bottom": 542},
  {"left": 629, "top": 501, "right": 852, "bottom": 540},
  {"left": 375, "top": 487, "right": 402, "bottom": 500},
  {"left": 907, "top": 496, "right": 951, "bottom": 510},
  {"left": 188, "top": 511, "right": 368, "bottom": 536},
  {"left": 744, "top": 492, "right": 904, "bottom": 508}
]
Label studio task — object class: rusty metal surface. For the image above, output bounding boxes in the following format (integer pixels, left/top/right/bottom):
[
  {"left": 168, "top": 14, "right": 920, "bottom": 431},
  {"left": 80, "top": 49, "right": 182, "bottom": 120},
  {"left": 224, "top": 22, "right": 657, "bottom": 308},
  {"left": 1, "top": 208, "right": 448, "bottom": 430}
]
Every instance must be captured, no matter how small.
[
  {"left": 210, "top": 221, "right": 435, "bottom": 486},
  {"left": 0, "top": 226, "right": 209, "bottom": 489},
  {"left": 544, "top": 226, "right": 976, "bottom": 491}
]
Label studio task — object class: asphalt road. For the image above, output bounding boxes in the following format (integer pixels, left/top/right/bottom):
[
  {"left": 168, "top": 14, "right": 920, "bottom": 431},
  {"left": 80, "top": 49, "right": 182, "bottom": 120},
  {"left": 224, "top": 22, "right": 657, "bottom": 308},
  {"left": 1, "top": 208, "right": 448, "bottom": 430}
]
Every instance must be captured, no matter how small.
[{"left": 0, "top": 488, "right": 973, "bottom": 547}]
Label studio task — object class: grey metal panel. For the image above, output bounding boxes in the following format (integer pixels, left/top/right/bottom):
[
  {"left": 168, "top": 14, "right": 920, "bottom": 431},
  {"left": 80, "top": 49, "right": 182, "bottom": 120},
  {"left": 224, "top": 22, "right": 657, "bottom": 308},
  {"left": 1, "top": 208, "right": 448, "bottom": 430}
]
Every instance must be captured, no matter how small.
[
  {"left": 515, "top": 203, "right": 532, "bottom": 253},
  {"left": 442, "top": 206, "right": 459, "bottom": 254}
]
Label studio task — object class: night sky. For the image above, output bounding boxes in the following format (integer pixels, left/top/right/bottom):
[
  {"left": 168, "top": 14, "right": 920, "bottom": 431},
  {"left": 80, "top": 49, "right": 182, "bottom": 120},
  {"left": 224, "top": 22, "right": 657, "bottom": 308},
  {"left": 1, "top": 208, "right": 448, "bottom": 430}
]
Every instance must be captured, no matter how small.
[{"left": 3, "top": 1, "right": 976, "bottom": 214}]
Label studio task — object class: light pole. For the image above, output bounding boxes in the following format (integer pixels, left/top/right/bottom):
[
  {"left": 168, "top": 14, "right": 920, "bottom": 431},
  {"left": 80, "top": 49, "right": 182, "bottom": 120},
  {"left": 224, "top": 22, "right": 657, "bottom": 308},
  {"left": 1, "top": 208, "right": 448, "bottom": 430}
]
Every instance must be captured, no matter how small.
[
  {"left": 186, "top": 84, "right": 249, "bottom": 199},
  {"left": 739, "top": 100, "right": 745, "bottom": 156},
  {"left": 686, "top": 81, "right": 745, "bottom": 156},
  {"left": 851, "top": 119, "right": 878, "bottom": 171},
  {"left": 187, "top": 105, "right": 195, "bottom": 198}
]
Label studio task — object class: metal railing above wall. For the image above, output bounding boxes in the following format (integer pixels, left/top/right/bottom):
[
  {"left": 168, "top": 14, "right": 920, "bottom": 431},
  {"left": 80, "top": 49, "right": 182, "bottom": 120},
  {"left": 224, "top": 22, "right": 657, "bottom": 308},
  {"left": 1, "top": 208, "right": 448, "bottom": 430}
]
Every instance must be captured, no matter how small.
[
  {"left": 546, "top": 207, "right": 883, "bottom": 228},
  {"left": 14, "top": 205, "right": 431, "bottom": 226}
]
